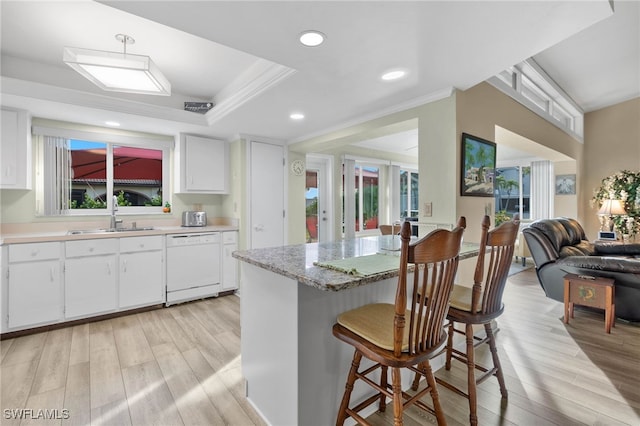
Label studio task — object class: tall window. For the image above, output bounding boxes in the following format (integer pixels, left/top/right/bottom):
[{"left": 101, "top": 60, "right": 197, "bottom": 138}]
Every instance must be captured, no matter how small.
[
  {"left": 495, "top": 166, "right": 530, "bottom": 220},
  {"left": 400, "top": 169, "right": 419, "bottom": 219},
  {"left": 355, "top": 164, "right": 379, "bottom": 232},
  {"left": 34, "top": 123, "right": 170, "bottom": 216}
]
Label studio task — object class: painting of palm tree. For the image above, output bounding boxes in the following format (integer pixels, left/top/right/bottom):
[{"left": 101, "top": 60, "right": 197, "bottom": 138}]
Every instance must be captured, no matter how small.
[{"left": 461, "top": 133, "right": 496, "bottom": 196}]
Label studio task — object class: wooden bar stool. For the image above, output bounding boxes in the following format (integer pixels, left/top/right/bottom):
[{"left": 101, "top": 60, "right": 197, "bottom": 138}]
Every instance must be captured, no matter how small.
[
  {"left": 415, "top": 215, "right": 519, "bottom": 426},
  {"left": 333, "top": 218, "right": 466, "bottom": 425}
]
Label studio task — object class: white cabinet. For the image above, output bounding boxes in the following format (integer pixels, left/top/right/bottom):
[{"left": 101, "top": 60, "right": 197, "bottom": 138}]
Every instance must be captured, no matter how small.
[
  {"left": 1, "top": 108, "right": 32, "bottom": 189},
  {"left": 119, "top": 236, "right": 164, "bottom": 309},
  {"left": 6, "top": 242, "right": 62, "bottom": 329},
  {"left": 65, "top": 239, "right": 118, "bottom": 319},
  {"left": 221, "top": 231, "right": 238, "bottom": 291},
  {"left": 177, "top": 134, "right": 228, "bottom": 193}
]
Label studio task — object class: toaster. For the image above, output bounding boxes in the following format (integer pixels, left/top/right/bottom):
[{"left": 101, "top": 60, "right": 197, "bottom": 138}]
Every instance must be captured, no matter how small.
[{"left": 181, "top": 211, "right": 207, "bottom": 227}]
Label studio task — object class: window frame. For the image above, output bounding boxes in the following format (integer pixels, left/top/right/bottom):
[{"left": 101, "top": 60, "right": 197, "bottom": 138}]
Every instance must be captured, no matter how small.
[{"left": 33, "top": 120, "right": 172, "bottom": 217}]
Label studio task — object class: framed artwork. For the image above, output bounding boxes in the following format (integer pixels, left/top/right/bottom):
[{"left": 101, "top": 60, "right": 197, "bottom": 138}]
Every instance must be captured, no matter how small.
[
  {"left": 556, "top": 174, "right": 576, "bottom": 195},
  {"left": 461, "top": 133, "right": 496, "bottom": 197}
]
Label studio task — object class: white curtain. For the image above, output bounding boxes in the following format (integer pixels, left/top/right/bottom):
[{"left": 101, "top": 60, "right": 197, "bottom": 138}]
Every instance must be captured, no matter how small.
[
  {"left": 42, "top": 135, "right": 71, "bottom": 215},
  {"left": 530, "top": 160, "right": 554, "bottom": 220}
]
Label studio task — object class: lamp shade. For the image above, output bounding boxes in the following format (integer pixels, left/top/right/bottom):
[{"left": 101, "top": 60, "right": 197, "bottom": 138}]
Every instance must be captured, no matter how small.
[
  {"left": 63, "top": 47, "right": 171, "bottom": 96},
  {"left": 598, "top": 199, "right": 627, "bottom": 216}
]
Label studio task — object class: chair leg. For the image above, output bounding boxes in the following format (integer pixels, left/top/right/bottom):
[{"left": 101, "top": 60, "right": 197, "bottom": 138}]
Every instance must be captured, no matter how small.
[
  {"left": 380, "top": 365, "right": 388, "bottom": 412},
  {"left": 422, "top": 361, "right": 447, "bottom": 426},
  {"left": 391, "top": 367, "right": 404, "bottom": 426},
  {"left": 484, "top": 323, "right": 508, "bottom": 399},
  {"left": 445, "top": 319, "right": 455, "bottom": 370},
  {"left": 336, "top": 350, "right": 362, "bottom": 426},
  {"left": 465, "top": 323, "right": 478, "bottom": 426},
  {"left": 410, "top": 362, "right": 422, "bottom": 391}
]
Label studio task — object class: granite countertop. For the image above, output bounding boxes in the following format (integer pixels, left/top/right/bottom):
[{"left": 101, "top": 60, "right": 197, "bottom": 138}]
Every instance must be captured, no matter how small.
[
  {"left": 233, "top": 235, "right": 480, "bottom": 292},
  {"left": 0, "top": 225, "right": 239, "bottom": 245}
]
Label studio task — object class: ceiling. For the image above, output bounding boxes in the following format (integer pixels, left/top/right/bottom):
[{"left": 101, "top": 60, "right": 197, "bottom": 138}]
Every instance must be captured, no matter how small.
[{"left": 1, "top": 0, "right": 637, "bottom": 155}]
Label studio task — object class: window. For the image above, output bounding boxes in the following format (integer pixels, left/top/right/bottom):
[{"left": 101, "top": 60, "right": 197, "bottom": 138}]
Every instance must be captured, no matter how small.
[
  {"left": 400, "top": 169, "right": 419, "bottom": 218},
  {"left": 355, "top": 164, "right": 379, "bottom": 232},
  {"left": 488, "top": 59, "right": 584, "bottom": 140},
  {"left": 33, "top": 120, "right": 171, "bottom": 216},
  {"left": 495, "top": 166, "right": 530, "bottom": 220}
]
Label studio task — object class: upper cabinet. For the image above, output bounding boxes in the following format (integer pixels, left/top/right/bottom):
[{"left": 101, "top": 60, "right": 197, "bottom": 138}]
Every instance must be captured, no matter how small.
[
  {"left": 176, "top": 134, "right": 229, "bottom": 194},
  {"left": 1, "top": 108, "right": 32, "bottom": 190}
]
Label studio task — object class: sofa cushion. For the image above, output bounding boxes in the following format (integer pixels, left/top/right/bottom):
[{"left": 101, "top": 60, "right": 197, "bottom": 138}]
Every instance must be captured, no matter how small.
[
  {"left": 559, "top": 240, "right": 595, "bottom": 257},
  {"left": 529, "top": 219, "right": 571, "bottom": 254},
  {"left": 558, "top": 217, "right": 586, "bottom": 245}
]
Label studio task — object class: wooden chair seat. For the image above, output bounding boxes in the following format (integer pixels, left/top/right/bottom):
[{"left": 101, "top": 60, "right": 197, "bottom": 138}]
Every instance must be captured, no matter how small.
[
  {"left": 333, "top": 218, "right": 466, "bottom": 426},
  {"left": 337, "top": 303, "right": 411, "bottom": 352}
]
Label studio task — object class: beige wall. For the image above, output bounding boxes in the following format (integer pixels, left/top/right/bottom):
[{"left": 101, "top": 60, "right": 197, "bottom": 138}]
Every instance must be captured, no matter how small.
[
  {"left": 456, "top": 82, "right": 583, "bottom": 242},
  {"left": 582, "top": 97, "right": 640, "bottom": 239},
  {"left": 287, "top": 151, "right": 307, "bottom": 245}
]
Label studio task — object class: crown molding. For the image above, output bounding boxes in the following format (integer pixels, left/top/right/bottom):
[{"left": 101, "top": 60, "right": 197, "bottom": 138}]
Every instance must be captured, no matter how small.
[{"left": 206, "top": 59, "right": 296, "bottom": 125}]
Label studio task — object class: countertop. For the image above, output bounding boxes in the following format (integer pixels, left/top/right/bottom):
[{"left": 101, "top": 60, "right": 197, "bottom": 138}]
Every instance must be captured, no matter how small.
[
  {"left": 233, "top": 235, "right": 480, "bottom": 292},
  {"left": 0, "top": 225, "right": 238, "bottom": 245}
]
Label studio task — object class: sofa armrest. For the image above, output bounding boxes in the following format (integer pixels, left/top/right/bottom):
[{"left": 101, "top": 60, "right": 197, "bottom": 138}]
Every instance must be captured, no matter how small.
[
  {"left": 594, "top": 242, "right": 640, "bottom": 256},
  {"left": 558, "top": 255, "right": 640, "bottom": 274}
]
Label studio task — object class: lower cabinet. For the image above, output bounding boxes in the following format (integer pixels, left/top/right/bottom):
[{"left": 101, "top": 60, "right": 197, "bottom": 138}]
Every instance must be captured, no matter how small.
[
  {"left": 65, "top": 239, "right": 118, "bottom": 319},
  {"left": 119, "top": 236, "right": 164, "bottom": 309},
  {"left": 6, "top": 242, "right": 63, "bottom": 329}
]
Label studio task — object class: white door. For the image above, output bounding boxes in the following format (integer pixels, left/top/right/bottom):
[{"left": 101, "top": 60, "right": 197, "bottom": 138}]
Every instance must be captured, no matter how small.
[
  {"left": 250, "top": 141, "right": 285, "bottom": 249},
  {"left": 65, "top": 255, "right": 117, "bottom": 319},
  {"left": 306, "top": 155, "right": 333, "bottom": 243},
  {"left": 120, "top": 251, "right": 164, "bottom": 309}
]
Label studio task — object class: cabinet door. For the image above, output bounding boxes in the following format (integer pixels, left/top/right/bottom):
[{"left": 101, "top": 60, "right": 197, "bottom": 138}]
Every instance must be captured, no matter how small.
[
  {"left": 184, "top": 135, "right": 228, "bottom": 193},
  {"left": 65, "top": 255, "right": 117, "bottom": 319},
  {"left": 8, "top": 260, "right": 62, "bottom": 328},
  {"left": 120, "top": 251, "right": 164, "bottom": 309},
  {"left": 222, "top": 243, "right": 238, "bottom": 291},
  {"left": 1, "top": 109, "right": 18, "bottom": 187},
  {"left": 1, "top": 108, "right": 30, "bottom": 189}
]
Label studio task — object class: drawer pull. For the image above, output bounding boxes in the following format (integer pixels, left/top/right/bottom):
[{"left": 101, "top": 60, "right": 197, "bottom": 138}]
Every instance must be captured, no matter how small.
[
  {"left": 106, "top": 262, "right": 111, "bottom": 275},
  {"left": 50, "top": 266, "right": 55, "bottom": 281},
  {"left": 123, "top": 260, "right": 128, "bottom": 273},
  {"left": 89, "top": 247, "right": 95, "bottom": 253},
  {"left": 31, "top": 249, "right": 39, "bottom": 257}
]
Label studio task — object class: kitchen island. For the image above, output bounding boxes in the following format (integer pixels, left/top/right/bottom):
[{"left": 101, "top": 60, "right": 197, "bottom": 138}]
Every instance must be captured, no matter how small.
[{"left": 233, "top": 236, "right": 479, "bottom": 426}]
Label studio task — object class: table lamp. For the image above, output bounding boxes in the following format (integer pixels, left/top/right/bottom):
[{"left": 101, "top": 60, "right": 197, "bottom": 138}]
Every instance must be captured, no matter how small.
[{"left": 598, "top": 199, "right": 626, "bottom": 239}]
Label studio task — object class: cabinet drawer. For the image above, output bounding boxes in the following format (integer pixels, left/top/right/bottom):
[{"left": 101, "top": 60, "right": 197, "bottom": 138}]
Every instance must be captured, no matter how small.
[
  {"left": 9, "top": 242, "right": 61, "bottom": 263},
  {"left": 66, "top": 238, "right": 118, "bottom": 258},
  {"left": 222, "top": 231, "right": 237, "bottom": 244},
  {"left": 120, "top": 235, "right": 163, "bottom": 253}
]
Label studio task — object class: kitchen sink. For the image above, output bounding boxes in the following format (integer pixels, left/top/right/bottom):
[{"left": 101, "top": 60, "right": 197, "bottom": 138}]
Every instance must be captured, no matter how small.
[{"left": 67, "top": 226, "right": 154, "bottom": 235}]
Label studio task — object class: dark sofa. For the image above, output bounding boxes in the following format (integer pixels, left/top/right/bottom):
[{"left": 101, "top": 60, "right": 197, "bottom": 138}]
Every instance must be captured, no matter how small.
[{"left": 523, "top": 217, "right": 640, "bottom": 322}]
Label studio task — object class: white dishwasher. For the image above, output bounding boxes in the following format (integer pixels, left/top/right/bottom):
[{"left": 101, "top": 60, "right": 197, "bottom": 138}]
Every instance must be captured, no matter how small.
[{"left": 166, "top": 232, "right": 221, "bottom": 306}]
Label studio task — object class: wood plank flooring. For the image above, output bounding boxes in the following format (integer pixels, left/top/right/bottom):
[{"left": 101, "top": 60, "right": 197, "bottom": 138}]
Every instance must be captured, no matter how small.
[
  {"left": 1, "top": 269, "right": 639, "bottom": 425},
  {"left": 1, "top": 295, "right": 265, "bottom": 426}
]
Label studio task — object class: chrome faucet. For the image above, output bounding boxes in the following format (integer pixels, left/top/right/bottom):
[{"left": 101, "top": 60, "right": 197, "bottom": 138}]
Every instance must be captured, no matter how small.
[{"left": 110, "top": 195, "right": 122, "bottom": 230}]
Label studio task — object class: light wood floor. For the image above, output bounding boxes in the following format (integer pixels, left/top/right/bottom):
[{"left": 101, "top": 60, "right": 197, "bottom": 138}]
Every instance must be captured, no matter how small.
[{"left": 1, "top": 269, "right": 639, "bottom": 425}]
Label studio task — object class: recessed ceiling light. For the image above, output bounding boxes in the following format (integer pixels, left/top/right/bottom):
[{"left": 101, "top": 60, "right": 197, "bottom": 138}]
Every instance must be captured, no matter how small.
[
  {"left": 290, "top": 113, "right": 305, "bottom": 120},
  {"left": 105, "top": 121, "right": 120, "bottom": 126},
  {"left": 381, "top": 70, "right": 407, "bottom": 81},
  {"left": 299, "top": 31, "right": 325, "bottom": 47}
]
